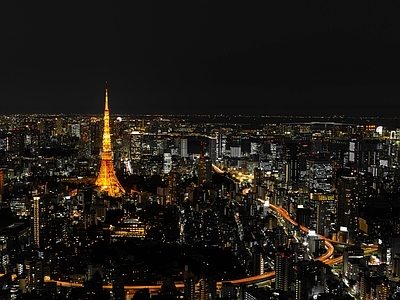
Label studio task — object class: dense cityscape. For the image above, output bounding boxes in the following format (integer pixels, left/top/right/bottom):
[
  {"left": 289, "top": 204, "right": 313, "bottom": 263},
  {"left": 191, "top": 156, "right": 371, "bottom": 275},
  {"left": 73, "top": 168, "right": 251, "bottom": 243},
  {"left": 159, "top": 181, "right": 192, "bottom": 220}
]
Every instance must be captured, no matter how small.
[{"left": 1, "top": 87, "right": 400, "bottom": 300}]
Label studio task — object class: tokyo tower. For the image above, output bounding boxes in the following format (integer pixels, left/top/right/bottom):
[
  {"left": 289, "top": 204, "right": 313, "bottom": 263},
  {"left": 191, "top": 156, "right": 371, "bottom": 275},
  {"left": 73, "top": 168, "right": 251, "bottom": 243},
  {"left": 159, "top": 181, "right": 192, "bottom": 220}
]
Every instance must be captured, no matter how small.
[{"left": 95, "top": 82, "right": 126, "bottom": 197}]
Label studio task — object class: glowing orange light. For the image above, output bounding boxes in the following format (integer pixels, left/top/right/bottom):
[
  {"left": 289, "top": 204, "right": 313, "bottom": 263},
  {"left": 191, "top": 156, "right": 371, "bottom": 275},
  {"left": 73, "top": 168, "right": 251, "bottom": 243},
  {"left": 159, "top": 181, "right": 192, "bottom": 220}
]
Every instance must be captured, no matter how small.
[{"left": 95, "top": 83, "right": 125, "bottom": 197}]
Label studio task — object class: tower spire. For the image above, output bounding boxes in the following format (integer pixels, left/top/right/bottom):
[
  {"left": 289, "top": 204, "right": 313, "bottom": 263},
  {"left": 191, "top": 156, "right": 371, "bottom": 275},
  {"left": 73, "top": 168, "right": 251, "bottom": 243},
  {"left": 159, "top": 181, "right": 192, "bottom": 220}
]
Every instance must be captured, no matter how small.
[
  {"left": 95, "top": 83, "right": 125, "bottom": 197},
  {"left": 105, "top": 81, "right": 109, "bottom": 111}
]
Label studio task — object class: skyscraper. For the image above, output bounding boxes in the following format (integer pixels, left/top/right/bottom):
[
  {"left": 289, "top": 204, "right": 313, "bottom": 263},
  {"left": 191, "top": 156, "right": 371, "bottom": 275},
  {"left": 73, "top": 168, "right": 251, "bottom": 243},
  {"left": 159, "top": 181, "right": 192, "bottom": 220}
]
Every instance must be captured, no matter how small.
[
  {"left": 180, "top": 138, "right": 188, "bottom": 158},
  {"left": 275, "top": 246, "right": 296, "bottom": 292},
  {"left": 208, "top": 136, "right": 217, "bottom": 162},
  {"left": 95, "top": 83, "right": 125, "bottom": 197},
  {"left": 197, "top": 156, "right": 212, "bottom": 186},
  {"left": 168, "top": 172, "right": 180, "bottom": 205},
  {"left": 183, "top": 265, "right": 195, "bottom": 300},
  {"left": 252, "top": 245, "right": 264, "bottom": 276},
  {"left": 336, "top": 174, "right": 359, "bottom": 243},
  {"left": 32, "top": 195, "right": 51, "bottom": 249},
  {"left": 33, "top": 196, "right": 40, "bottom": 248}
]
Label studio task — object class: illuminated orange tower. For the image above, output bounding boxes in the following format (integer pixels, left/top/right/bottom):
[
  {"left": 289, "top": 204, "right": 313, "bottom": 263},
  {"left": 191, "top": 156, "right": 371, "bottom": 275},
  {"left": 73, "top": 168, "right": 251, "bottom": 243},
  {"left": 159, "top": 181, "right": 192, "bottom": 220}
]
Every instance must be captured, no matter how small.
[{"left": 95, "top": 82, "right": 125, "bottom": 197}]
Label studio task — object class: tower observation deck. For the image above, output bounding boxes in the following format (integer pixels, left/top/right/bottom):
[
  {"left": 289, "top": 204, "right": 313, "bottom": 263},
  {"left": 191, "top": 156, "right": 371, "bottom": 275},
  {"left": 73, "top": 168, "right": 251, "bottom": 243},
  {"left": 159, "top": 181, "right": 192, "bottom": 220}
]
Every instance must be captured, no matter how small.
[{"left": 95, "top": 83, "right": 125, "bottom": 197}]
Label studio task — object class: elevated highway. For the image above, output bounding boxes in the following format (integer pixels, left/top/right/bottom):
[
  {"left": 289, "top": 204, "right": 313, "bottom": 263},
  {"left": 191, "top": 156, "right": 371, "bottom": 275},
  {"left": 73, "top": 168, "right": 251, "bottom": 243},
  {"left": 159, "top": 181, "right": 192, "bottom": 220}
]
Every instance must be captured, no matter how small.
[{"left": 1, "top": 192, "right": 372, "bottom": 295}]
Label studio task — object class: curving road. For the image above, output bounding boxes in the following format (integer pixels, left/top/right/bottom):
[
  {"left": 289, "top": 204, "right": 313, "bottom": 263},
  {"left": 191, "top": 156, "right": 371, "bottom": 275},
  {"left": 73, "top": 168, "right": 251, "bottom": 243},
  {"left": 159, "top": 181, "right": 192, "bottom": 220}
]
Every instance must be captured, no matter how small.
[
  {"left": 42, "top": 201, "right": 378, "bottom": 293},
  {"left": 212, "top": 164, "right": 225, "bottom": 174},
  {"left": 268, "top": 203, "right": 335, "bottom": 263},
  {"left": 223, "top": 201, "right": 336, "bottom": 286},
  {"left": 0, "top": 194, "right": 349, "bottom": 294},
  {"left": 38, "top": 201, "right": 336, "bottom": 292}
]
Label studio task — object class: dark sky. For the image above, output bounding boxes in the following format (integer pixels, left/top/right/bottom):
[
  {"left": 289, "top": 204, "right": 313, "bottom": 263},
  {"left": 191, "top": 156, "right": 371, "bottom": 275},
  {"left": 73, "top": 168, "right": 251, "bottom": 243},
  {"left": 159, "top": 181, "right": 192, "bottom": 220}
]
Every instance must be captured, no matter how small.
[{"left": 2, "top": 2, "right": 400, "bottom": 116}]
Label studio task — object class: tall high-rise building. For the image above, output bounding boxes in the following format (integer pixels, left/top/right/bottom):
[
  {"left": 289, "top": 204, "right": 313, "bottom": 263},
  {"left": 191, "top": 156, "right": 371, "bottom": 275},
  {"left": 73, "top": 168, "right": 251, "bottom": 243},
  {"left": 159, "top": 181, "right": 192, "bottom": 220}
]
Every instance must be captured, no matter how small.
[
  {"left": 95, "top": 83, "right": 125, "bottom": 197},
  {"left": 79, "top": 120, "right": 91, "bottom": 158},
  {"left": 183, "top": 265, "right": 195, "bottom": 300},
  {"left": 295, "top": 260, "right": 312, "bottom": 300},
  {"left": 198, "top": 275, "right": 216, "bottom": 300},
  {"left": 216, "top": 132, "right": 226, "bottom": 159},
  {"left": 32, "top": 196, "right": 51, "bottom": 249},
  {"left": 305, "top": 156, "right": 332, "bottom": 191},
  {"left": 310, "top": 192, "right": 335, "bottom": 237},
  {"left": 198, "top": 156, "right": 212, "bottom": 186},
  {"left": 253, "top": 167, "right": 262, "bottom": 186},
  {"left": 11, "top": 127, "right": 26, "bottom": 156},
  {"left": 130, "top": 131, "right": 143, "bottom": 162},
  {"left": 180, "top": 138, "right": 188, "bottom": 158},
  {"left": 168, "top": 172, "right": 180, "bottom": 205},
  {"left": 33, "top": 196, "right": 40, "bottom": 248},
  {"left": 337, "top": 175, "right": 359, "bottom": 243},
  {"left": 55, "top": 117, "right": 63, "bottom": 135},
  {"left": 275, "top": 246, "right": 296, "bottom": 292},
  {"left": 252, "top": 245, "right": 264, "bottom": 276},
  {"left": 343, "top": 245, "right": 364, "bottom": 278},
  {"left": 90, "top": 119, "right": 102, "bottom": 155},
  {"left": 25, "top": 259, "right": 45, "bottom": 289},
  {"left": 208, "top": 136, "right": 217, "bottom": 162},
  {"left": 285, "top": 142, "right": 301, "bottom": 182},
  {"left": 163, "top": 153, "right": 172, "bottom": 174}
]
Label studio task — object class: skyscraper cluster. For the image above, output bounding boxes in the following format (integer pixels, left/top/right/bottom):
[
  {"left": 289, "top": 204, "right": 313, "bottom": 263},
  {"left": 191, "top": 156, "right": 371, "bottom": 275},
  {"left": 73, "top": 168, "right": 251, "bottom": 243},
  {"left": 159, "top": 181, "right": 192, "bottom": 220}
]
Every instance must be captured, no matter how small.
[{"left": 1, "top": 89, "right": 400, "bottom": 298}]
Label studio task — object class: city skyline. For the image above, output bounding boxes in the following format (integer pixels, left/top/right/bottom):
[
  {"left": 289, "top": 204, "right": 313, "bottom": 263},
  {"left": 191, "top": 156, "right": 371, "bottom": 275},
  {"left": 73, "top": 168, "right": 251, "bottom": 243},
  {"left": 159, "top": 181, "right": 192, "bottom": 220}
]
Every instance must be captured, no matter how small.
[
  {"left": 0, "top": 107, "right": 399, "bottom": 299},
  {"left": 2, "top": 2, "right": 400, "bottom": 116}
]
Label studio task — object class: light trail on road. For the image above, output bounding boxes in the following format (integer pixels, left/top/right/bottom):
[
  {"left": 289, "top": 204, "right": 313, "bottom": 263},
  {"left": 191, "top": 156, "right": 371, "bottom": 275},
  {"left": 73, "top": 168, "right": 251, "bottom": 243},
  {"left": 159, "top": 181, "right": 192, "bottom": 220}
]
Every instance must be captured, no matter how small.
[
  {"left": 265, "top": 203, "right": 335, "bottom": 263},
  {"left": 1, "top": 195, "right": 371, "bottom": 294},
  {"left": 212, "top": 164, "right": 225, "bottom": 174},
  {"left": 26, "top": 202, "right": 336, "bottom": 292}
]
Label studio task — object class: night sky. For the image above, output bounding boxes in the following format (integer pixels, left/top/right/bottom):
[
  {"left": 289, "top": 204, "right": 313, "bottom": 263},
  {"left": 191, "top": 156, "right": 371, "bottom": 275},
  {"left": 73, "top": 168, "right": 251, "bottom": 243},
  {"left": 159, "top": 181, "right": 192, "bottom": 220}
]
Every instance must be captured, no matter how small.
[{"left": 2, "top": 2, "right": 400, "bottom": 116}]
